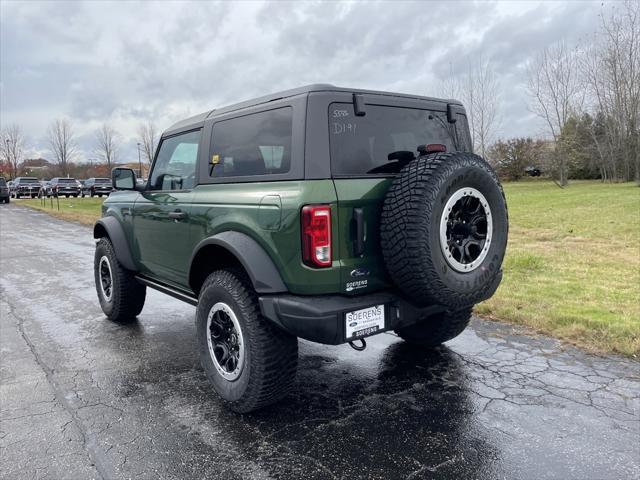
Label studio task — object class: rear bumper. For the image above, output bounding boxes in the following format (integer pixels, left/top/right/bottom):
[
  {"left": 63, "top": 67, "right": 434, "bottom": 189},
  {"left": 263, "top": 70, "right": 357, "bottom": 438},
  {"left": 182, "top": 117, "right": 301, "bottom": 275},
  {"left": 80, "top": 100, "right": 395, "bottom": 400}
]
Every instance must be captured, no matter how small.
[{"left": 259, "top": 291, "right": 446, "bottom": 345}]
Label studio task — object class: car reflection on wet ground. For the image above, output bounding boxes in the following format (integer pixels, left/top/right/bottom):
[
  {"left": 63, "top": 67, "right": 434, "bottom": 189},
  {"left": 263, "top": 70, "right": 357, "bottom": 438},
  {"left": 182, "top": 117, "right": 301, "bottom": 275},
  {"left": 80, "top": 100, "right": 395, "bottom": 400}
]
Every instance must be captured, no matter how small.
[{"left": 1, "top": 205, "right": 639, "bottom": 480}]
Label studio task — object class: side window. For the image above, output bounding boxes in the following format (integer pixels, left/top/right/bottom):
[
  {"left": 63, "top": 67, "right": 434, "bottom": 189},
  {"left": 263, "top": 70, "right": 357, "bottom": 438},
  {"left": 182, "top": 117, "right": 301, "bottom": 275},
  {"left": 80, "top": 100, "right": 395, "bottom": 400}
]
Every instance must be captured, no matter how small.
[
  {"left": 149, "top": 130, "right": 201, "bottom": 191},
  {"left": 210, "top": 107, "right": 292, "bottom": 178}
]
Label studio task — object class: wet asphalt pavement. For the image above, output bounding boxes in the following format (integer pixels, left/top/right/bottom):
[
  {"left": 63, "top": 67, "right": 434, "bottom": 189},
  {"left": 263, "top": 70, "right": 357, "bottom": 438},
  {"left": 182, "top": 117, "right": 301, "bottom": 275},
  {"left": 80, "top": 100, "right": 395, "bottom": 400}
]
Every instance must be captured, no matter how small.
[{"left": 0, "top": 204, "right": 638, "bottom": 480}]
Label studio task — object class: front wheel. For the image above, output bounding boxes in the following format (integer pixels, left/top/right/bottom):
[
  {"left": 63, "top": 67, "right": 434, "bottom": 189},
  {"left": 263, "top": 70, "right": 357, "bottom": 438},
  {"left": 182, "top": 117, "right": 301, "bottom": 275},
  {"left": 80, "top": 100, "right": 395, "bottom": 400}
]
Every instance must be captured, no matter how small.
[
  {"left": 395, "top": 307, "right": 473, "bottom": 348},
  {"left": 94, "top": 238, "right": 146, "bottom": 323},
  {"left": 196, "top": 270, "right": 298, "bottom": 413}
]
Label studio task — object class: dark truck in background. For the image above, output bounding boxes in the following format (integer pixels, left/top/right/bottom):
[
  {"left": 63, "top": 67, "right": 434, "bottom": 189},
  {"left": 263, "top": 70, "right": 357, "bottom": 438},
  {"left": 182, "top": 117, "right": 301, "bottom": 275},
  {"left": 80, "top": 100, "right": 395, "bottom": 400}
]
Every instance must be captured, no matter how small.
[
  {"left": 0, "top": 178, "right": 9, "bottom": 203},
  {"left": 10, "top": 177, "right": 41, "bottom": 198},
  {"left": 82, "top": 178, "right": 113, "bottom": 197},
  {"left": 93, "top": 85, "right": 508, "bottom": 413},
  {"left": 50, "top": 178, "right": 81, "bottom": 197}
]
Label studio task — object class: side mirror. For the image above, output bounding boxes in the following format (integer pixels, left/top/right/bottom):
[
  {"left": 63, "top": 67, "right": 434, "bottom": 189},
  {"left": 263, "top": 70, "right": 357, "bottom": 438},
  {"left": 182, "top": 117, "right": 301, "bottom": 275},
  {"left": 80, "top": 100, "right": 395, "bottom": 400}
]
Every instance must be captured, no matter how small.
[{"left": 112, "top": 168, "right": 137, "bottom": 190}]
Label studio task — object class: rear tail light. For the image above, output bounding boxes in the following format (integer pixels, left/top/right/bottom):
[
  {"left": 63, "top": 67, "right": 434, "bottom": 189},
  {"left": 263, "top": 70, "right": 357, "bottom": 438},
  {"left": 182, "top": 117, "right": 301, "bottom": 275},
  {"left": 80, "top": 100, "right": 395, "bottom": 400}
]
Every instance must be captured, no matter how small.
[{"left": 301, "top": 205, "right": 332, "bottom": 268}]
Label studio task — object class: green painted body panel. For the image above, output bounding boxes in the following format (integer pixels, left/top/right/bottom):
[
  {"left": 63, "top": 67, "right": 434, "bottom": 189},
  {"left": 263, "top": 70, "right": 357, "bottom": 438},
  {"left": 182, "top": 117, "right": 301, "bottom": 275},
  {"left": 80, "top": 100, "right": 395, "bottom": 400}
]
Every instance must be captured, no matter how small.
[
  {"left": 332, "top": 178, "right": 392, "bottom": 294},
  {"left": 188, "top": 180, "right": 340, "bottom": 295},
  {"left": 133, "top": 191, "right": 194, "bottom": 287},
  {"left": 103, "top": 178, "right": 394, "bottom": 296}
]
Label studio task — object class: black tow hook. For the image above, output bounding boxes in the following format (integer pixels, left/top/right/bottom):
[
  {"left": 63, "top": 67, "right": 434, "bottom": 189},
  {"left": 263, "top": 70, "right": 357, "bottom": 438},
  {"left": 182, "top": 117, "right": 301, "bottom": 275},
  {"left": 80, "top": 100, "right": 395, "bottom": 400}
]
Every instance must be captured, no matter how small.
[{"left": 349, "top": 338, "right": 367, "bottom": 351}]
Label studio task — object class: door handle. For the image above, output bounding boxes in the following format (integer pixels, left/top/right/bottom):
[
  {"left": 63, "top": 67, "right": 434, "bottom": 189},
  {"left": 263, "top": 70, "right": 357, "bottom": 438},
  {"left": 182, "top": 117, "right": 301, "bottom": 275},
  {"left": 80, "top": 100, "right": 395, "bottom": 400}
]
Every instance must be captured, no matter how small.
[{"left": 168, "top": 210, "right": 187, "bottom": 221}]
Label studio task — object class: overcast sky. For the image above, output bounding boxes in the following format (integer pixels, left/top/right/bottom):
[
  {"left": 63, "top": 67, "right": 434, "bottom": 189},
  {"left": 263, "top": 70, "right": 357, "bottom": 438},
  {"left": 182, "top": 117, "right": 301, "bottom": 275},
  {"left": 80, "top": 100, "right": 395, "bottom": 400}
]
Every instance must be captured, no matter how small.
[{"left": 1, "top": 0, "right": 606, "bottom": 163}]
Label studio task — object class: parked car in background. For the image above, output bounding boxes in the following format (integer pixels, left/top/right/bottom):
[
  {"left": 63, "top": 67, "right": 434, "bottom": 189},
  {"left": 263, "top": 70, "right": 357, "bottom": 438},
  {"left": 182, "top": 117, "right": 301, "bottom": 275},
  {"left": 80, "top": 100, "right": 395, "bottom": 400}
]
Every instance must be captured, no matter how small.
[
  {"left": 0, "top": 178, "right": 9, "bottom": 203},
  {"left": 11, "top": 177, "right": 41, "bottom": 198},
  {"left": 81, "top": 178, "right": 113, "bottom": 197},
  {"left": 525, "top": 166, "right": 542, "bottom": 177},
  {"left": 50, "top": 178, "right": 81, "bottom": 197}
]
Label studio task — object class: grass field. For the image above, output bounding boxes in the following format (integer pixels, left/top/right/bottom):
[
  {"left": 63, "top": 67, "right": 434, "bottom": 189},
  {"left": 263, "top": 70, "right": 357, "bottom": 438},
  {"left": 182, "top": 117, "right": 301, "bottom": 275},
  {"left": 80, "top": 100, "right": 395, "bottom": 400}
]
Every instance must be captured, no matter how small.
[
  {"left": 19, "top": 196, "right": 104, "bottom": 226},
  {"left": 18, "top": 181, "right": 640, "bottom": 356},
  {"left": 477, "top": 181, "right": 639, "bottom": 357}
]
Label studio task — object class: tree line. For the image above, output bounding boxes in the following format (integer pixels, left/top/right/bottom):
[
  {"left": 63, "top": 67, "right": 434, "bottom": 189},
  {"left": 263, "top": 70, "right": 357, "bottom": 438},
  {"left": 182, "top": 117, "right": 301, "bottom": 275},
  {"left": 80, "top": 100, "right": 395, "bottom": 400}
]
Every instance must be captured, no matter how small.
[
  {"left": 0, "top": 119, "right": 158, "bottom": 179},
  {"left": 441, "top": 1, "right": 639, "bottom": 184}
]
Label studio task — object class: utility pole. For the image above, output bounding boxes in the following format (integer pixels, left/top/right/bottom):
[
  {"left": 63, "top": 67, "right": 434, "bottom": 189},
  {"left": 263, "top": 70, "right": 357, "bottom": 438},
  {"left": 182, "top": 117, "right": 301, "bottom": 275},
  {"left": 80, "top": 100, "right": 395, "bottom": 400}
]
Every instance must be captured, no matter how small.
[{"left": 137, "top": 142, "right": 142, "bottom": 178}]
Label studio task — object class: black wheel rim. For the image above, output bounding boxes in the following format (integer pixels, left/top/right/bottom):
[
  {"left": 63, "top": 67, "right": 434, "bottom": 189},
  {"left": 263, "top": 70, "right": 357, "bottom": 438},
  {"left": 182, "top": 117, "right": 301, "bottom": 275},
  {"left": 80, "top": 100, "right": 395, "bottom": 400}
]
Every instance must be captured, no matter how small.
[
  {"left": 440, "top": 188, "right": 492, "bottom": 272},
  {"left": 98, "top": 256, "right": 113, "bottom": 301},
  {"left": 206, "top": 303, "right": 244, "bottom": 380}
]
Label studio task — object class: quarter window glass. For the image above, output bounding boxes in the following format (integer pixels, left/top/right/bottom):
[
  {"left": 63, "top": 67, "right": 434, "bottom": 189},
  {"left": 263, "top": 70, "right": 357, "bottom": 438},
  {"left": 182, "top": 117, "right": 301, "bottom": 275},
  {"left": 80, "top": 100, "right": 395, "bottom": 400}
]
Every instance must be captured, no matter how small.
[
  {"left": 210, "top": 107, "right": 292, "bottom": 178},
  {"left": 149, "top": 130, "right": 201, "bottom": 191}
]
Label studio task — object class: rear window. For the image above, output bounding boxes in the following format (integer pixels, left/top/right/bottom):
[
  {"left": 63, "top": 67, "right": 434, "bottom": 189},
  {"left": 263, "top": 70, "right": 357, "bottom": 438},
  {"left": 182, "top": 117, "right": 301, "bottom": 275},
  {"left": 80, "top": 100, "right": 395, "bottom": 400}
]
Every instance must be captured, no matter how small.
[
  {"left": 20, "top": 178, "right": 39, "bottom": 183},
  {"left": 329, "top": 103, "right": 465, "bottom": 176},
  {"left": 209, "top": 107, "right": 292, "bottom": 178},
  {"left": 58, "top": 179, "right": 77, "bottom": 183},
  {"left": 95, "top": 178, "right": 111, "bottom": 183}
]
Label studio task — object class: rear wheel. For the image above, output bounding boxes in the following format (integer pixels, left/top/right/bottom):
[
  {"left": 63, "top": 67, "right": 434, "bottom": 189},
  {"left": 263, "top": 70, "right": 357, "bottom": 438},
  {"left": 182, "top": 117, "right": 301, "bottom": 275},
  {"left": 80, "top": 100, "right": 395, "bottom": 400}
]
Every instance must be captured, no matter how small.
[
  {"left": 196, "top": 269, "right": 298, "bottom": 413},
  {"left": 94, "top": 238, "right": 146, "bottom": 323},
  {"left": 395, "top": 307, "right": 473, "bottom": 347}
]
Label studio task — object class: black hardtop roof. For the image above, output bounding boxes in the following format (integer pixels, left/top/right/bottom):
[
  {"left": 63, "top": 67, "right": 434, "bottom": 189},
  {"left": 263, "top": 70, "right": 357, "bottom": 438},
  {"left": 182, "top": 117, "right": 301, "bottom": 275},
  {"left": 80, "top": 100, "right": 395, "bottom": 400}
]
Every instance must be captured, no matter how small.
[{"left": 164, "top": 84, "right": 462, "bottom": 136}]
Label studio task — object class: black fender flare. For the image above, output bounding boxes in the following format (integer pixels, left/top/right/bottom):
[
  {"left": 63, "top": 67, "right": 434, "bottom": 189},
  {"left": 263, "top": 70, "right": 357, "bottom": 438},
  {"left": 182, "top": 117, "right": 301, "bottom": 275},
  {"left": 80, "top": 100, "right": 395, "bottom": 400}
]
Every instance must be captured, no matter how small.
[
  {"left": 93, "top": 216, "right": 137, "bottom": 271},
  {"left": 189, "top": 231, "right": 287, "bottom": 294}
]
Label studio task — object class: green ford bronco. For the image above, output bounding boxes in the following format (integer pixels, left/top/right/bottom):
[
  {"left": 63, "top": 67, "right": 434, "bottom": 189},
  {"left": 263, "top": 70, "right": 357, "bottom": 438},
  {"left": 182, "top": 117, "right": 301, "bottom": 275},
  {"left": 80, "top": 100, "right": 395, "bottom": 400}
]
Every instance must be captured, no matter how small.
[{"left": 93, "top": 85, "right": 508, "bottom": 412}]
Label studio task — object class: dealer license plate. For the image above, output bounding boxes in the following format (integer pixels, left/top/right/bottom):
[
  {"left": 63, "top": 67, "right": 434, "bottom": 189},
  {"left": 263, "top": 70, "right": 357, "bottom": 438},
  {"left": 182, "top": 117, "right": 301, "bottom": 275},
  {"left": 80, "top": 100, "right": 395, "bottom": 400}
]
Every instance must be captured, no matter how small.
[{"left": 345, "top": 305, "right": 385, "bottom": 340}]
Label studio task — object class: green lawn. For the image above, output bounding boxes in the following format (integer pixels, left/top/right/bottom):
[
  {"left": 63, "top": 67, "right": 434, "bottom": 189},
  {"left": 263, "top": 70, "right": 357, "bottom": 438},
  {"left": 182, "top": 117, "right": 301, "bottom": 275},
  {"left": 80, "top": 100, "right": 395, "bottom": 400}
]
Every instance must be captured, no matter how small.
[
  {"left": 477, "top": 180, "right": 639, "bottom": 357},
  {"left": 20, "top": 196, "right": 104, "bottom": 226},
  {"left": 19, "top": 181, "right": 640, "bottom": 356}
]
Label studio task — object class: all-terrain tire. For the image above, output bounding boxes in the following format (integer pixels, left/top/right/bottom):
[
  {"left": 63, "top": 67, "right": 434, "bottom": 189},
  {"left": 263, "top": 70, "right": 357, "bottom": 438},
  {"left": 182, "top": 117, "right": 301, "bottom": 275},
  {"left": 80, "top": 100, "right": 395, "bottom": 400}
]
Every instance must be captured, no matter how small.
[
  {"left": 381, "top": 152, "right": 508, "bottom": 308},
  {"left": 196, "top": 269, "right": 298, "bottom": 413},
  {"left": 395, "top": 307, "right": 473, "bottom": 347},
  {"left": 94, "top": 237, "right": 146, "bottom": 323}
]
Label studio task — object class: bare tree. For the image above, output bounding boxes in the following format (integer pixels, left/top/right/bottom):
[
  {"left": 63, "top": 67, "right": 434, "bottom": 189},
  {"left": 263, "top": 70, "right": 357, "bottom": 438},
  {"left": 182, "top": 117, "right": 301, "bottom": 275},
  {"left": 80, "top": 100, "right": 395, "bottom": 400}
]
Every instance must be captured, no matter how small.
[
  {"left": 1, "top": 124, "right": 25, "bottom": 178},
  {"left": 581, "top": 1, "right": 639, "bottom": 183},
  {"left": 441, "top": 57, "right": 501, "bottom": 158},
  {"left": 137, "top": 121, "right": 157, "bottom": 164},
  {"left": 47, "top": 118, "right": 77, "bottom": 176},
  {"left": 95, "top": 123, "right": 119, "bottom": 170},
  {"left": 465, "top": 57, "right": 501, "bottom": 159},
  {"left": 439, "top": 62, "right": 462, "bottom": 100},
  {"left": 526, "top": 40, "right": 583, "bottom": 186}
]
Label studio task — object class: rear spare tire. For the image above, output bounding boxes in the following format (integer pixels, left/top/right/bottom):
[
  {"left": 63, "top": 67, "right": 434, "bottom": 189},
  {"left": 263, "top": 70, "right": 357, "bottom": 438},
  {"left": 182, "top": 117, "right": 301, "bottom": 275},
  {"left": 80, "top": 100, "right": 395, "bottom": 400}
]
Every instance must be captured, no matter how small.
[{"left": 381, "top": 152, "right": 508, "bottom": 308}]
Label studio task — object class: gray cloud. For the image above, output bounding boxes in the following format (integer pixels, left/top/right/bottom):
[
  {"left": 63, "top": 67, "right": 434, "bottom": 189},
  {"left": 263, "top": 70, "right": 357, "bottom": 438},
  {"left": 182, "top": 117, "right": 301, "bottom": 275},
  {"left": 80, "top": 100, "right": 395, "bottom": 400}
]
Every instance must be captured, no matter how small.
[{"left": 1, "top": 0, "right": 603, "bottom": 162}]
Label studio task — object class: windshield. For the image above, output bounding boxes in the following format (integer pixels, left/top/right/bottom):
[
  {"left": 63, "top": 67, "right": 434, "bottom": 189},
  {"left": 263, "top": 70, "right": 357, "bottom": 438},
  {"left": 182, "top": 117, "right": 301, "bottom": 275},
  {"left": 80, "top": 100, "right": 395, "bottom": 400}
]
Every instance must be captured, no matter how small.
[
  {"left": 58, "top": 179, "right": 77, "bottom": 183},
  {"left": 95, "top": 178, "right": 111, "bottom": 183},
  {"left": 329, "top": 103, "right": 467, "bottom": 176},
  {"left": 19, "top": 178, "right": 39, "bottom": 183}
]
